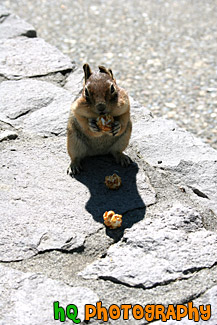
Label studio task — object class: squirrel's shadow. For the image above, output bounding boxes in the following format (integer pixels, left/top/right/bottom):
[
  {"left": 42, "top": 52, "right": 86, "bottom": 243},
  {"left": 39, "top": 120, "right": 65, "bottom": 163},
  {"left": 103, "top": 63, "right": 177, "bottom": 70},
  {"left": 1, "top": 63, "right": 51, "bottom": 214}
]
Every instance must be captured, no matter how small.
[{"left": 74, "top": 155, "right": 146, "bottom": 240}]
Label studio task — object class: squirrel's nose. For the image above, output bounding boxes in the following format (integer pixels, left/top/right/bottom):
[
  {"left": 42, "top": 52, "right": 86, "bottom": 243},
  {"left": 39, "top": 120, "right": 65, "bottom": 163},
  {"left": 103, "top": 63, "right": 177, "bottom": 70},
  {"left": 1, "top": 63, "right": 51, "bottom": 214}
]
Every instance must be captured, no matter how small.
[{"left": 96, "top": 103, "right": 106, "bottom": 114}]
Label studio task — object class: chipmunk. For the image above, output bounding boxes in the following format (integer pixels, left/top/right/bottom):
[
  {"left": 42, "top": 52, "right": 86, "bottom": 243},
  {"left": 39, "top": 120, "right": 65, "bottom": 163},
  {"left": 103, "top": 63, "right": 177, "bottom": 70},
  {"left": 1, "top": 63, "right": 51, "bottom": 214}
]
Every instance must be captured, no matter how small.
[{"left": 67, "top": 63, "right": 132, "bottom": 175}]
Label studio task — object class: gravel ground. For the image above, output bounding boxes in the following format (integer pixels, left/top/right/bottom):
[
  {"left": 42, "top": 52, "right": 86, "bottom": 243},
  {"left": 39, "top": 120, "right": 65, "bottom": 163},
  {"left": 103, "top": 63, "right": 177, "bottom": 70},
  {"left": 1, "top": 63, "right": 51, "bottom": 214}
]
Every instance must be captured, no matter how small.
[{"left": 2, "top": 0, "right": 217, "bottom": 148}]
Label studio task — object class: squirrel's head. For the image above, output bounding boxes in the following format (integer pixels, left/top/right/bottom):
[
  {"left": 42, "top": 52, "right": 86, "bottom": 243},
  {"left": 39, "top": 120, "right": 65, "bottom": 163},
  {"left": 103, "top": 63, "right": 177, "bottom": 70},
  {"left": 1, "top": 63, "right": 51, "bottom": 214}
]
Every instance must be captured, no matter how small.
[{"left": 82, "top": 63, "right": 118, "bottom": 115}]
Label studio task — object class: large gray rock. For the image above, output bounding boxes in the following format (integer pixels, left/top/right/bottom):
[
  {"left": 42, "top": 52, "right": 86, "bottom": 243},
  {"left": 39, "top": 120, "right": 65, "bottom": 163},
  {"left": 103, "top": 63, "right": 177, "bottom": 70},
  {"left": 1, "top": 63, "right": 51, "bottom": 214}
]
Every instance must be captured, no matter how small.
[
  {"left": 0, "top": 137, "right": 99, "bottom": 261},
  {"left": 80, "top": 204, "right": 217, "bottom": 288},
  {"left": 0, "top": 135, "right": 155, "bottom": 262},
  {"left": 0, "top": 37, "right": 74, "bottom": 79},
  {"left": 0, "top": 13, "right": 36, "bottom": 39},
  {"left": 131, "top": 110, "right": 217, "bottom": 218},
  {"left": 0, "top": 265, "right": 98, "bottom": 324},
  {"left": 0, "top": 79, "right": 73, "bottom": 136},
  {"left": 132, "top": 116, "right": 217, "bottom": 167},
  {"left": 168, "top": 160, "right": 217, "bottom": 217}
]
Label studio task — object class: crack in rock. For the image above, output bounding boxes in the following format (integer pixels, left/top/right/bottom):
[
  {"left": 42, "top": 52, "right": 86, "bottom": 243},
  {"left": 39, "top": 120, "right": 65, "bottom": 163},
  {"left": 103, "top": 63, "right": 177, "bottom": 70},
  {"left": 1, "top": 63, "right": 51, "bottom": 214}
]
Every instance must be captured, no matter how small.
[
  {"left": 191, "top": 187, "right": 210, "bottom": 199},
  {"left": 97, "top": 261, "right": 217, "bottom": 291}
]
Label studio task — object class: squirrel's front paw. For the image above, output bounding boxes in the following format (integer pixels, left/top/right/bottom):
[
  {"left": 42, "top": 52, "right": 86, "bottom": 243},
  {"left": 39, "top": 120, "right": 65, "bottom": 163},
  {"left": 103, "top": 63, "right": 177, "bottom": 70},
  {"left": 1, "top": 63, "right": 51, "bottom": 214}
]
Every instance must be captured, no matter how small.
[
  {"left": 110, "top": 121, "right": 121, "bottom": 136},
  {"left": 88, "top": 119, "right": 100, "bottom": 132},
  {"left": 113, "top": 152, "right": 132, "bottom": 167},
  {"left": 67, "top": 162, "right": 82, "bottom": 176}
]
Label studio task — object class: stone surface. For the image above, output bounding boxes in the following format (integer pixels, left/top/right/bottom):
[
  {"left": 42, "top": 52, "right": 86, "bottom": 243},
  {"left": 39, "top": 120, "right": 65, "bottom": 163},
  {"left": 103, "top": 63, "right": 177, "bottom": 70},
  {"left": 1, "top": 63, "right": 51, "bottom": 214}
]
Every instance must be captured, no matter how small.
[
  {"left": 0, "top": 137, "right": 98, "bottom": 261},
  {"left": 0, "top": 136, "right": 155, "bottom": 262},
  {"left": 168, "top": 160, "right": 217, "bottom": 217},
  {"left": 0, "top": 79, "right": 74, "bottom": 136},
  {"left": 131, "top": 116, "right": 217, "bottom": 168},
  {"left": 0, "top": 265, "right": 98, "bottom": 324},
  {"left": 80, "top": 204, "right": 217, "bottom": 288},
  {"left": 131, "top": 111, "right": 217, "bottom": 219},
  {"left": 0, "top": 37, "right": 74, "bottom": 79},
  {"left": 64, "top": 67, "right": 83, "bottom": 97},
  {"left": 0, "top": 13, "right": 36, "bottom": 39}
]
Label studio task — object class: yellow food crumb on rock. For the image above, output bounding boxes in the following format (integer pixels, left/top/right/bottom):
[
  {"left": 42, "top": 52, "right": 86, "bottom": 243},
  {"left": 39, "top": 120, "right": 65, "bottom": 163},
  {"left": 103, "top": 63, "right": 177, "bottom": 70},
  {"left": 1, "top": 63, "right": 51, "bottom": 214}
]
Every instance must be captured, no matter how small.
[{"left": 103, "top": 210, "right": 122, "bottom": 229}]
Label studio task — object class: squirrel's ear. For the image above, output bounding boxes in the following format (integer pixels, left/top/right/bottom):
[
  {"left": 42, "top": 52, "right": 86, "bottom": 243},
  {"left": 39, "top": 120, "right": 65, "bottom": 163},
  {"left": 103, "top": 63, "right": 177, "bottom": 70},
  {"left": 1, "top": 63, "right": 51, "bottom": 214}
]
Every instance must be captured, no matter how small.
[
  {"left": 108, "top": 69, "right": 114, "bottom": 79},
  {"left": 98, "top": 66, "right": 114, "bottom": 79},
  {"left": 83, "top": 63, "right": 92, "bottom": 83}
]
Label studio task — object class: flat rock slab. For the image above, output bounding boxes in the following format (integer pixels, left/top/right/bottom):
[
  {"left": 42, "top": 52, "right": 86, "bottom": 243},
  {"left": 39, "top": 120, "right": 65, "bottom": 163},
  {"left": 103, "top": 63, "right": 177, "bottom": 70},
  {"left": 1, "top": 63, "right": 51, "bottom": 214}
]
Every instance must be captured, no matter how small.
[
  {"left": 0, "top": 137, "right": 100, "bottom": 261},
  {"left": 0, "top": 79, "right": 74, "bottom": 136},
  {"left": 0, "top": 37, "right": 73, "bottom": 79},
  {"left": 0, "top": 137, "right": 155, "bottom": 261},
  {"left": 132, "top": 116, "right": 217, "bottom": 168},
  {"left": 0, "top": 265, "right": 98, "bottom": 324},
  {"left": 131, "top": 113, "right": 217, "bottom": 218},
  {"left": 80, "top": 204, "right": 217, "bottom": 289},
  {"left": 0, "top": 13, "right": 36, "bottom": 39},
  {"left": 168, "top": 160, "right": 217, "bottom": 216}
]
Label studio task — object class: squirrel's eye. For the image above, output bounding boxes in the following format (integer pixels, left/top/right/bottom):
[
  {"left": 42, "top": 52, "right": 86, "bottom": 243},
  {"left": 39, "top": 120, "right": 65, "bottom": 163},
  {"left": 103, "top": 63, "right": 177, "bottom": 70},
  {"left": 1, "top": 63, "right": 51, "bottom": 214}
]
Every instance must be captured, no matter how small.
[
  {"left": 85, "top": 87, "right": 89, "bottom": 98},
  {"left": 110, "top": 84, "right": 115, "bottom": 94}
]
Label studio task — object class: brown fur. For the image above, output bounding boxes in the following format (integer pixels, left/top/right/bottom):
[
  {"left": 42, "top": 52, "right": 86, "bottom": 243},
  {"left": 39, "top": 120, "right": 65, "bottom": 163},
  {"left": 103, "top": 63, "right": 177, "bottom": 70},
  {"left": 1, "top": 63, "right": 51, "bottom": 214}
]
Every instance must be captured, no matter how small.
[{"left": 67, "top": 64, "right": 132, "bottom": 175}]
